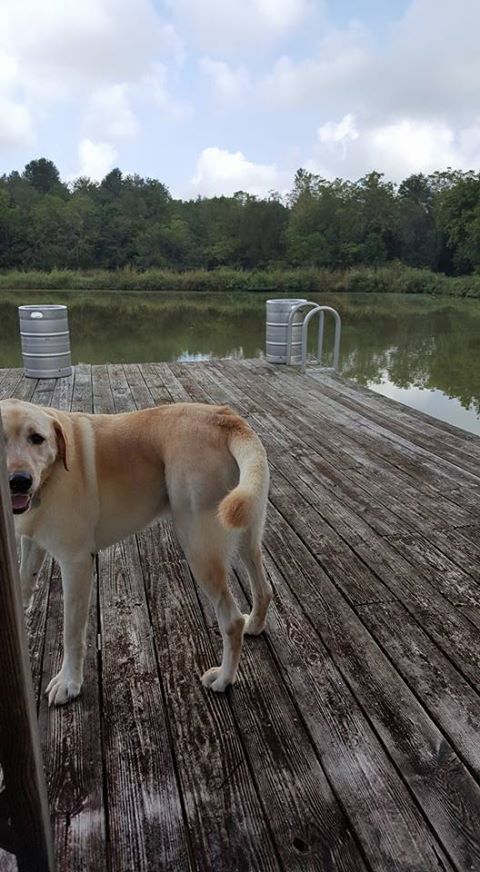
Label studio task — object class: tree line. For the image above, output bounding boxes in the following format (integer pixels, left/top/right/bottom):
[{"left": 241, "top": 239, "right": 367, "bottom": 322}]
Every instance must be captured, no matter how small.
[{"left": 1, "top": 158, "right": 480, "bottom": 275}]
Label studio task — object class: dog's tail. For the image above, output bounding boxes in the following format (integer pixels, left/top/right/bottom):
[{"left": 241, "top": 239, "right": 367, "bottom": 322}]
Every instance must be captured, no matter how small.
[{"left": 217, "top": 417, "right": 269, "bottom": 531}]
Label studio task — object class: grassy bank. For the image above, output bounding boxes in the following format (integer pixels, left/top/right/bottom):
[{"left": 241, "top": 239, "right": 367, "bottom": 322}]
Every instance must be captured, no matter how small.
[{"left": 1, "top": 264, "right": 480, "bottom": 297}]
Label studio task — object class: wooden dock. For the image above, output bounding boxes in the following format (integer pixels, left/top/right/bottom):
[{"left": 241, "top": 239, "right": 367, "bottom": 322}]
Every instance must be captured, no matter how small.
[{"left": 1, "top": 359, "right": 480, "bottom": 872}]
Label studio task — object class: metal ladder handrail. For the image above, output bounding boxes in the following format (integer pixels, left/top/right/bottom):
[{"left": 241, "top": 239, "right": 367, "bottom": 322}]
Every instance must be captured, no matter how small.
[
  {"left": 285, "top": 301, "right": 320, "bottom": 367},
  {"left": 285, "top": 301, "right": 341, "bottom": 373},
  {"left": 301, "top": 305, "right": 341, "bottom": 373}
]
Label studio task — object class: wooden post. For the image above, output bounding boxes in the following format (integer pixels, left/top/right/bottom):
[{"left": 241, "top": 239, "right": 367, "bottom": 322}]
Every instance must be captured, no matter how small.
[{"left": 0, "top": 417, "right": 55, "bottom": 871}]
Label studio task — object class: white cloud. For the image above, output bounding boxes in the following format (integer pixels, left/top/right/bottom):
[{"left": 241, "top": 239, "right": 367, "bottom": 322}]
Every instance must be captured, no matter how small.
[
  {"left": 260, "top": 22, "right": 370, "bottom": 108},
  {"left": 252, "top": 0, "right": 480, "bottom": 181},
  {"left": 368, "top": 120, "right": 456, "bottom": 177},
  {"left": 2, "top": 0, "right": 480, "bottom": 188},
  {"left": 190, "top": 146, "right": 283, "bottom": 196},
  {"left": 200, "top": 59, "right": 250, "bottom": 101},
  {"left": 85, "top": 84, "right": 138, "bottom": 140},
  {"left": 0, "top": 0, "right": 181, "bottom": 96},
  {"left": 311, "top": 114, "right": 480, "bottom": 181},
  {"left": 0, "top": 0, "right": 184, "bottom": 152},
  {"left": 257, "top": 2, "right": 480, "bottom": 123},
  {"left": 75, "top": 138, "right": 118, "bottom": 180},
  {"left": 387, "top": 0, "right": 480, "bottom": 120},
  {"left": 167, "top": 0, "right": 314, "bottom": 53},
  {"left": 318, "top": 113, "right": 358, "bottom": 159},
  {"left": 140, "top": 63, "right": 190, "bottom": 119},
  {"left": 0, "top": 95, "right": 34, "bottom": 148},
  {"left": 0, "top": 50, "right": 17, "bottom": 86}
]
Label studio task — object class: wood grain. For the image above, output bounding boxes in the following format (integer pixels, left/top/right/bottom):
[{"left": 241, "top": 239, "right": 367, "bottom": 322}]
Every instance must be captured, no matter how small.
[
  {"left": 94, "top": 364, "right": 193, "bottom": 871},
  {"left": 2, "top": 358, "right": 479, "bottom": 872}
]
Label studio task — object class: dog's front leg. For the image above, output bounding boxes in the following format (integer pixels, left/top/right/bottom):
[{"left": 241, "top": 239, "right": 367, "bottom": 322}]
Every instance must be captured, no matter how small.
[
  {"left": 46, "top": 555, "right": 93, "bottom": 706},
  {"left": 20, "top": 536, "right": 46, "bottom": 609}
]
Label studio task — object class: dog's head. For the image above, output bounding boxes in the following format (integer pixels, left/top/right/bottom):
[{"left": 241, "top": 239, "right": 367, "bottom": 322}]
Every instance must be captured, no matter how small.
[{"left": 0, "top": 399, "right": 68, "bottom": 515}]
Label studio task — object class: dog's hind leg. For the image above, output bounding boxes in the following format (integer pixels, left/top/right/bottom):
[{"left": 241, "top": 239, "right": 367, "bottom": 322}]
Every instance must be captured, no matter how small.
[
  {"left": 239, "top": 535, "right": 272, "bottom": 636},
  {"left": 174, "top": 513, "right": 245, "bottom": 692},
  {"left": 20, "top": 536, "right": 46, "bottom": 608},
  {"left": 46, "top": 555, "right": 94, "bottom": 706}
]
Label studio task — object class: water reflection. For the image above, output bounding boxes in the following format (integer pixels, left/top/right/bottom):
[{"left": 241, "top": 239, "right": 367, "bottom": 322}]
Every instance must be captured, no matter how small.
[
  {"left": 0, "top": 290, "right": 478, "bottom": 435},
  {"left": 370, "top": 379, "right": 479, "bottom": 434}
]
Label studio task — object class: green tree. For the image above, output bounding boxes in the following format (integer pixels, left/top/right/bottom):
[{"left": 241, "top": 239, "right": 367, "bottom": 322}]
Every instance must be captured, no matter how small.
[
  {"left": 23, "top": 158, "right": 66, "bottom": 196},
  {"left": 396, "top": 174, "right": 437, "bottom": 268},
  {"left": 353, "top": 172, "right": 398, "bottom": 264},
  {"left": 237, "top": 195, "right": 287, "bottom": 267},
  {"left": 435, "top": 172, "right": 480, "bottom": 274}
]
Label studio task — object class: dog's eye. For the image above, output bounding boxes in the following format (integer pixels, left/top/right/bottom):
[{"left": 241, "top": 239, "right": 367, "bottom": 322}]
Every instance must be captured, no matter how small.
[{"left": 30, "top": 433, "right": 45, "bottom": 445}]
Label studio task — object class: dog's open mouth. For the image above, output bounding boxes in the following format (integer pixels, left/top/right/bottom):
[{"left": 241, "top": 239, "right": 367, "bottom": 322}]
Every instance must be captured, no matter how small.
[{"left": 11, "top": 494, "right": 31, "bottom": 514}]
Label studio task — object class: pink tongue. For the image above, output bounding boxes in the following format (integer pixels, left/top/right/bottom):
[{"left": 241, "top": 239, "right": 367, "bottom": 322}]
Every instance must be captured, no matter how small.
[{"left": 12, "top": 494, "right": 30, "bottom": 510}]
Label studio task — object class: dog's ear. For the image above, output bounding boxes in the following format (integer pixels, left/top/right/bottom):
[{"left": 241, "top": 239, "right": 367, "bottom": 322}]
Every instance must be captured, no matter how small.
[{"left": 54, "top": 420, "right": 69, "bottom": 471}]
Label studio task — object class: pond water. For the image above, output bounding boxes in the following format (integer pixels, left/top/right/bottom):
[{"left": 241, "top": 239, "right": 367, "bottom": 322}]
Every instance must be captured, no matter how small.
[{"left": 0, "top": 290, "right": 479, "bottom": 436}]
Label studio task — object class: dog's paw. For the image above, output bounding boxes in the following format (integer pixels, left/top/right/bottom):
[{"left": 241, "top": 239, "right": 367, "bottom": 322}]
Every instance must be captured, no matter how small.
[
  {"left": 242, "top": 613, "right": 267, "bottom": 636},
  {"left": 46, "top": 670, "right": 82, "bottom": 707},
  {"left": 201, "top": 666, "right": 232, "bottom": 693}
]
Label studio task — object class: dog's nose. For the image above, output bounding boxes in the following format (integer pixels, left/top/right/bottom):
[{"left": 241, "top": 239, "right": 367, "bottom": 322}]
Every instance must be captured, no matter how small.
[{"left": 9, "top": 472, "right": 33, "bottom": 493}]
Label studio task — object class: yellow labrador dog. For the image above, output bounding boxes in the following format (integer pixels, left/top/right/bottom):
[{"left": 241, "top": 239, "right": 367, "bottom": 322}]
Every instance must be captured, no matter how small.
[{"left": 0, "top": 398, "right": 271, "bottom": 706}]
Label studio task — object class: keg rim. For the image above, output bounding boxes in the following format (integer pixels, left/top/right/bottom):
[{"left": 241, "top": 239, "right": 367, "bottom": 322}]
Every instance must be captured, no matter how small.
[{"left": 18, "top": 304, "right": 68, "bottom": 312}]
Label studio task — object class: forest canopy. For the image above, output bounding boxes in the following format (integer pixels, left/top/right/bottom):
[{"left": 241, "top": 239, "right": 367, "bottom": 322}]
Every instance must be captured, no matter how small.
[{"left": 2, "top": 158, "right": 480, "bottom": 276}]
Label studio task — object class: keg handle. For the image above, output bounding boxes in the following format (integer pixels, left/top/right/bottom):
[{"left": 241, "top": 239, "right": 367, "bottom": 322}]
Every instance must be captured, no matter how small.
[{"left": 30, "top": 312, "right": 44, "bottom": 319}]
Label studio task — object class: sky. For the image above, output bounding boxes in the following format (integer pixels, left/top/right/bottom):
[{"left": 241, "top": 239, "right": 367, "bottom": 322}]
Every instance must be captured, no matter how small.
[{"left": 1, "top": 0, "right": 479, "bottom": 198}]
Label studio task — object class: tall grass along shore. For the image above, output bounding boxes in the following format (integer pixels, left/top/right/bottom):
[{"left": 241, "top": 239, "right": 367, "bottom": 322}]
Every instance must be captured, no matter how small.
[{"left": 0, "top": 264, "right": 479, "bottom": 297}]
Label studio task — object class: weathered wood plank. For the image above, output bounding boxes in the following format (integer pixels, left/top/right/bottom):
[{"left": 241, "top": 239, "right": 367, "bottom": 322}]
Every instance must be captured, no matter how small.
[
  {"left": 222, "top": 358, "right": 479, "bottom": 524},
  {"left": 191, "top": 356, "right": 464, "bottom": 547},
  {"left": 123, "top": 363, "right": 156, "bottom": 408},
  {"left": 455, "top": 524, "right": 480, "bottom": 545},
  {"left": 458, "top": 607, "right": 480, "bottom": 632},
  {"left": 265, "top": 514, "right": 480, "bottom": 864},
  {"left": 126, "top": 364, "right": 285, "bottom": 870},
  {"left": 167, "top": 360, "right": 480, "bottom": 870},
  {"left": 315, "top": 369, "right": 480, "bottom": 442},
  {"left": 92, "top": 364, "right": 114, "bottom": 414},
  {"left": 95, "top": 365, "right": 193, "bottom": 872},
  {"left": 137, "top": 372, "right": 369, "bottom": 870},
  {"left": 220, "top": 360, "right": 480, "bottom": 616},
  {"left": 139, "top": 363, "right": 182, "bottom": 404},
  {"left": 153, "top": 362, "right": 192, "bottom": 402},
  {"left": 189, "top": 363, "right": 480, "bottom": 676},
  {"left": 38, "top": 562, "right": 104, "bottom": 872},
  {"left": 222, "top": 359, "right": 480, "bottom": 594},
  {"left": 98, "top": 537, "right": 192, "bottom": 872},
  {"left": 138, "top": 523, "right": 283, "bottom": 871},
  {"left": 310, "top": 369, "right": 480, "bottom": 465},
  {"left": 203, "top": 578, "right": 370, "bottom": 871},
  {"left": 424, "top": 525, "right": 480, "bottom": 586},
  {"left": 3, "top": 358, "right": 479, "bottom": 872},
  {"left": 0, "top": 369, "right": 29, "bottom": 400},
  {"left": 70, "top": 364, "right": 92, "bottom": 411},
  {"left": 384, "top": 531, "right": 480, "bottom": 604},
  {"left": 354, "top": 599, "right": 480, "bottom": 778},
  {"left": 241, "top": 358, "right": 480, "bottom": 506},
  {"left": 171, "top": 361, "right": 392, "bottom": 604},
  {"left": 267, "top": 453, "right": 480, "bottom": 691}
]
